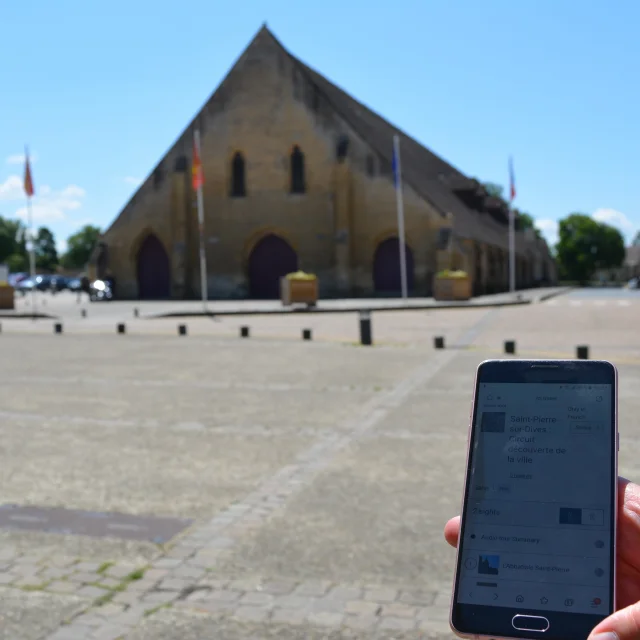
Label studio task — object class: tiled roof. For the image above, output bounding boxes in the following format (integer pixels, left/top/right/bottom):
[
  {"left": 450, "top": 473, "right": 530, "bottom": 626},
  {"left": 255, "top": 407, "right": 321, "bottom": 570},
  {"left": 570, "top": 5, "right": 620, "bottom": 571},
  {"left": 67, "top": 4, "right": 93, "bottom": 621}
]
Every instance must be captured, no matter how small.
[{"left": 269, "top": 29, "right": 545, "bottom": 258}]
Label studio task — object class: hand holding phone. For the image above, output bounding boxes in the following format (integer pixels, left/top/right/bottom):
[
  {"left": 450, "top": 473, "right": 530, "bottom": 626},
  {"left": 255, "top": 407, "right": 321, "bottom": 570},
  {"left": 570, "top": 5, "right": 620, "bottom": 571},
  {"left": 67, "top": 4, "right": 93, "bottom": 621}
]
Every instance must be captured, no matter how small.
[
  {"left": 447, "top": 477, "right": 640, "bottom": 640},
  {"left": 450, "top": 359, "right": 618, "bottom": 640}
]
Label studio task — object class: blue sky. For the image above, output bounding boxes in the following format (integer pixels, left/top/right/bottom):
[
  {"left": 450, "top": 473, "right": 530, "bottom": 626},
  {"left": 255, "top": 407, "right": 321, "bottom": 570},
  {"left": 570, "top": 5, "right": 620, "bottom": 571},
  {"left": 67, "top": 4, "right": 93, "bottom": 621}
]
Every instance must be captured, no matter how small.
[{"left": 1, "top": 0, "right": 638, "bottom": 253}]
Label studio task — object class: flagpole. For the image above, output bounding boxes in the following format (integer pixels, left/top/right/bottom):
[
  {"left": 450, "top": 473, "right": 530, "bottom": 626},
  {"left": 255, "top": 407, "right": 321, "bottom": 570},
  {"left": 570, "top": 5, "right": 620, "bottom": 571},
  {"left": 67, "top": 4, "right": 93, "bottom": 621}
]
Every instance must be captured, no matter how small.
[
  {"left": 27, "top": 195, "right": 37, "bottom": 313},
  {"left": 508, "top": 156, "right": 516, "bottom": 293},
  {"left": 393, "top": 135, "right": 408, "bottom": 301},
  {"left": 194, "top": 129, "right": 208, "bottom": 311},
  {"left": 24, "top": 146, "right": 37, "bottom": 314},
  {"left": 508, "top": 204, "right": 516, "bottom": 293}
]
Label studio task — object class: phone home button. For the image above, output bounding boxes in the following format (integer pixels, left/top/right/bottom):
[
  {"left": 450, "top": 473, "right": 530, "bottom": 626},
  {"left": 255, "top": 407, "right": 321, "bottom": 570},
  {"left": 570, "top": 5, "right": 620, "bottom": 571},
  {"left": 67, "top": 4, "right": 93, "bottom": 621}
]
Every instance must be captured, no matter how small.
[{"left": 512, "top": 614, "right": 550, "bottom": 632}]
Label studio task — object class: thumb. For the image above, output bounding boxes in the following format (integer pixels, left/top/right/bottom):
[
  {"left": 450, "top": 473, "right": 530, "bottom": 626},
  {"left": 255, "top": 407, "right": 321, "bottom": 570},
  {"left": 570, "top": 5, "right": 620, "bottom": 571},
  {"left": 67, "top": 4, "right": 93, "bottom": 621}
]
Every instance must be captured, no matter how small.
[{"left": 589, "top": 601, "right": 640, "bottom": 640}]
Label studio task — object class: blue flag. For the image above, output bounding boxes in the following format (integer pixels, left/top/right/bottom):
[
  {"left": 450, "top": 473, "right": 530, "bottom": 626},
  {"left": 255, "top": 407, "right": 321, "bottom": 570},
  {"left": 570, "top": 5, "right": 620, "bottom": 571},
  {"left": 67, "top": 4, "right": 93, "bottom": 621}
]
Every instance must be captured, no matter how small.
[{"left": 392, "top": 149, "right": 400, "bottom": 189}]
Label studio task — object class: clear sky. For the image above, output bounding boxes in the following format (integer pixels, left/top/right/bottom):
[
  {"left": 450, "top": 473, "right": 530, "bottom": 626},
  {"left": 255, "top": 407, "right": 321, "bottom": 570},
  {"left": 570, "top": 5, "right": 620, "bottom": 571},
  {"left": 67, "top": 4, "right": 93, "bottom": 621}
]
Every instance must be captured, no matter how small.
[{"left": 1, "top": 0, "right": 638, "bottom": 253}]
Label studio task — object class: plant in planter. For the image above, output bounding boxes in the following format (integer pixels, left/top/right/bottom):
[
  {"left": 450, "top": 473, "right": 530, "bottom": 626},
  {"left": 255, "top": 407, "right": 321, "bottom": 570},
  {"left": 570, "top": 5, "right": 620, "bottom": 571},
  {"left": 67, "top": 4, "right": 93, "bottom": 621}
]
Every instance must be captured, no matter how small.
[
  {"left": 433, "top": 269, "right": 472, "bottom": 301},
  {"left": 280, "top": 271, "right": 319, "bottom": 307}
]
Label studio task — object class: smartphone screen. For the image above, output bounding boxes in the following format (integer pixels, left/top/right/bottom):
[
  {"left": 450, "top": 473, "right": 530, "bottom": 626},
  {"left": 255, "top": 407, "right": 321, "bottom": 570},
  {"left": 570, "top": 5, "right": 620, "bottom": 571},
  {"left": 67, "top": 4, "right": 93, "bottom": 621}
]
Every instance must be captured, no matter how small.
[{"left": 451, "top": 360, "right": 617, "bottom": 640}]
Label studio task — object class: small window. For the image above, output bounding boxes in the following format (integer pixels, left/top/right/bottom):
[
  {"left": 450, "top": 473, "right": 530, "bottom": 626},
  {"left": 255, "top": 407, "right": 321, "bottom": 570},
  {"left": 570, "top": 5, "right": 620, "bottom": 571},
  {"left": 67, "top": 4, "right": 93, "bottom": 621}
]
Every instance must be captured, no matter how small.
[
  {"left": 365, "top": 154, "right": 375, "bottom": 177},
  {"left": 230, "top": 152, "right": 246, "bottom": 197},
  {"left": 290, "top": 146, "right": 305, "bottom": 194},
  {"left": 336, "top": 136, "right": 349, "bottom": 162}
]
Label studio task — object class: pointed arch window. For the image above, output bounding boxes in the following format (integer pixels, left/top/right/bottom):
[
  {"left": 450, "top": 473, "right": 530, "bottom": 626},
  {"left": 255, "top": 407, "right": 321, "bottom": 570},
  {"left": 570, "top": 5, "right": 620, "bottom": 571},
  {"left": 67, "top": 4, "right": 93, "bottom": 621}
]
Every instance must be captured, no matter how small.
[
  {"left": 290, "top": 146, "right": 305, "bottom": 194},
  {"left": 230, "top": 152, "right": 246, "bottom": 197}
]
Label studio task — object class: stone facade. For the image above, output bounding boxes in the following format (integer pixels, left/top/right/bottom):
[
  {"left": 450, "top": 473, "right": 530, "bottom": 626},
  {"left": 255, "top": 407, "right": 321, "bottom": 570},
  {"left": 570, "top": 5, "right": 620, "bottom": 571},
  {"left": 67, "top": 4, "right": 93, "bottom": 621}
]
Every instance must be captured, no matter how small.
[{"left": 93, "top": 26, "right": 556, "bottom": 300}]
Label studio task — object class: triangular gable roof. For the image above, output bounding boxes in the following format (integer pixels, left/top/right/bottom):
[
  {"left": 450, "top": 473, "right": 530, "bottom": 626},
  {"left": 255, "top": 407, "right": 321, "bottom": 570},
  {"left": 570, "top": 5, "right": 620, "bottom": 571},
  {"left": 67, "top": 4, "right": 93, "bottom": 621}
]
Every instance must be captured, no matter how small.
[
  {"left": 106, "top": 25, "right": 543, "bottom": 258},
  {"left": 265, "top": 28, "right": 537, "bottom": 255}
]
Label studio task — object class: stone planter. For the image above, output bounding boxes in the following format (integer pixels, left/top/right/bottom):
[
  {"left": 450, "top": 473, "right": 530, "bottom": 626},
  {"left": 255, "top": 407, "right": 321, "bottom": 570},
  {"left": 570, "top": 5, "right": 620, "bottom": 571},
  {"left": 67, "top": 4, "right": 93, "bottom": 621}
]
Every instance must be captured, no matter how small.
[
  {"left": 280, "top": 274, "right": 318, "bottom": 306},
  {"left": 433, "top": 275, "right": 472, "bottom": 301},
  {"left": 0, "top": 285, "right": 15, "bottom": 310}
]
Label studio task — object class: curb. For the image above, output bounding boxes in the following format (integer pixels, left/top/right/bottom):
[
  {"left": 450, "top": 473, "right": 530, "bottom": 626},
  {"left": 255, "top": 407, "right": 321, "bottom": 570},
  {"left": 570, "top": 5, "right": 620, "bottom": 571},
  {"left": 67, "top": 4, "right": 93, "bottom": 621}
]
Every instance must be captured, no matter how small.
[
  {"left": 0, "top": 312, "right": 59, "bottom": 319},
  {"left": 147, "top": 298, "right": 533, "bottom": 319},
  {"left": 536, "top": 287, "right": 574, "bottom": 302}
]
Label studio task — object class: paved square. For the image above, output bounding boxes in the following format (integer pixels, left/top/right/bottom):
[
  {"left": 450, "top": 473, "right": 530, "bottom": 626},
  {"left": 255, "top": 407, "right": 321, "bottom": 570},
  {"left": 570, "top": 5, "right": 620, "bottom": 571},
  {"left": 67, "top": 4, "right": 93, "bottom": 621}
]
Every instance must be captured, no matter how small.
[{"left": 0, "top": 288, "right": 638, "bottom": 638}]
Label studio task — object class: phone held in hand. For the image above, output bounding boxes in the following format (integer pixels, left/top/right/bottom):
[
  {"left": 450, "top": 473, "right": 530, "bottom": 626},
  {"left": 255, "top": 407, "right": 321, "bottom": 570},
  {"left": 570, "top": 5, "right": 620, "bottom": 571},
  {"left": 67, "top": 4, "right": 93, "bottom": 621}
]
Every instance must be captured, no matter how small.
[{"left": 450, "top": 359, "right": 618, "bottom": 640}]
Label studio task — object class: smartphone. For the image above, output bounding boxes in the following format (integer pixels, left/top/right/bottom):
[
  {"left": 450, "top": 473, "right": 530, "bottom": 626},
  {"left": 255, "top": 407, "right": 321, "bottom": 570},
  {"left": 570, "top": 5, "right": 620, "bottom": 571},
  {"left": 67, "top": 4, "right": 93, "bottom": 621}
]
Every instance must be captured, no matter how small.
[{"left": 451, "top": 359, "right": 618, "bottom": 640}]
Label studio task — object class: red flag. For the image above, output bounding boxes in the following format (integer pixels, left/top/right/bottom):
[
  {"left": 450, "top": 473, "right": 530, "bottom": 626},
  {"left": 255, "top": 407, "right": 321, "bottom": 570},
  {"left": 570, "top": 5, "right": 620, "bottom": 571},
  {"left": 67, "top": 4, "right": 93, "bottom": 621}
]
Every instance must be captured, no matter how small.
[
  {"left": 24, "top": 150, "right": 35, "bottom": 197},
  {"left": 509, "top": 156, "right": 516, "bottom": 202},
  {"left": 192, "top": 136, "right": 203, "bottom": 191}
]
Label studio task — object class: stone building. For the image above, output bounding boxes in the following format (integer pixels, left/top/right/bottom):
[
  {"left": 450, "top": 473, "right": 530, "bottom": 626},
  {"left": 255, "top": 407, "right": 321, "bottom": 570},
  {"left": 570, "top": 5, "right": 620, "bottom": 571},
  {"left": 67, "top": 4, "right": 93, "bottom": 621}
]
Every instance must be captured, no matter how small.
[{"left": 92, "top": 26, "right": 556, "bottom": 299}]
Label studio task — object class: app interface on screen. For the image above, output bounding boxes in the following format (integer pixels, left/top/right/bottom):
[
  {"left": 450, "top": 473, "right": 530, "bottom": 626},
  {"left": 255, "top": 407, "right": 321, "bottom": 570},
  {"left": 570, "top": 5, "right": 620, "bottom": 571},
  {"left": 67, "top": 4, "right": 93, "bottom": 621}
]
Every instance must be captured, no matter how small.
[{"left": 457, "top": 382, "right": 613, "bottom": 615}]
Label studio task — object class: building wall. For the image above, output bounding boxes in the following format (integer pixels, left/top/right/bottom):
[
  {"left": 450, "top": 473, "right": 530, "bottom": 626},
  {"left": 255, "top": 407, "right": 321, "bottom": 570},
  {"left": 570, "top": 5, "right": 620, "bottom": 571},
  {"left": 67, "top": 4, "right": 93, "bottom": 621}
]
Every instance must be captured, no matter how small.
[{"left": 100, "top": 29, "right": 447, "bottom": 299}]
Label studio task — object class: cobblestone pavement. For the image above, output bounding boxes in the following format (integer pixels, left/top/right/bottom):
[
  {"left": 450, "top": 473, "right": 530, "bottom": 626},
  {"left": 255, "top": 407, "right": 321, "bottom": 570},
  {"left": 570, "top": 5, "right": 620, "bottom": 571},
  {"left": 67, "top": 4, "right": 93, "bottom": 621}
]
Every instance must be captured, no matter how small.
[{"left": 0, "top": 291, "right": 638, "bottom": 638}]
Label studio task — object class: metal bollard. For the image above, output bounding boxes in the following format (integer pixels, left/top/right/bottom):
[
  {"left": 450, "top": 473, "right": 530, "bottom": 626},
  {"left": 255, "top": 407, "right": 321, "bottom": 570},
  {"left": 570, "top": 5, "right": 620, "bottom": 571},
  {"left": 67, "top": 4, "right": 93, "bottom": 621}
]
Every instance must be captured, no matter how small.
[
  {"left": 434, "top": 336, "right": 445, "bottom": 349},
  {"left": 117, "top": 323, "right": 126, "bottom": 334},
  {"left": 302, "top": 328, "right": 312, "bottom": 341},
  {"left": 504, "top": 340, "right": 516, "bottom": 355},
  {"left": 54, "top": 323, "right": 63, "bottom": 334},
  {"left": 359, "top": 310, "right": 372, "bottom": 346},
  {"left": 133, "top": 308, "right": 139, "bottom": 318},
  {"left": 240, "top": 326, "right": 250, "bottom": 338},
  {"left": 576, "top": 345, "right": 589, "bottom": 360},
  {"left": 81, "top": 309, "right": 87, "bottom": 318},
  {"left": 178, "top": 324, "right": 187, "bottom": 336}
]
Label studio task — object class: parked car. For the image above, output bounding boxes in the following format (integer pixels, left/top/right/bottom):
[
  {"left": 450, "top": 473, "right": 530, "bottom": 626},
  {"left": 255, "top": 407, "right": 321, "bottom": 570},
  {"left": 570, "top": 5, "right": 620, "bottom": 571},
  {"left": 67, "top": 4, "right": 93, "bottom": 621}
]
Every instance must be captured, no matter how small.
[
  {"left": 16, "top": 277, "right": 37, "bottom": 293},
  {"left": 89, "top": 279, "right": 113, "bottom": 302},
  {"left": 7, "top": 273, "right": 28, "bottom": 287},
  {"left": 628, "top": 278, "right": 639, "bottom": 290},
  {"left": 50, "top": 276, "right": 69, "bottom": 292},
  {"left": 67, "top": 278, "right": 82, "bottom": 292},
  {"left": 34, "top": 275, "right": 54, "bottom": 291}
]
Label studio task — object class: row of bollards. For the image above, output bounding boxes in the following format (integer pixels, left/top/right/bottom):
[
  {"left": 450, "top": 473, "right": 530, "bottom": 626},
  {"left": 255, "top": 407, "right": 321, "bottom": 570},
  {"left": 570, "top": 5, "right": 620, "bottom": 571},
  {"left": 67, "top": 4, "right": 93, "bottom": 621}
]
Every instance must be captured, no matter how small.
[
  {"left": 11, "top": 307, "right": 593, "bottom": 359},
  {"left": 47, "top": 322, "right": 597, "bottom": 358},
  {"left": 240, "top": 326, "right": 313, "bottom": 341},
  {"left": 498, "top": 340, "right": 590, "bottom": 360}
]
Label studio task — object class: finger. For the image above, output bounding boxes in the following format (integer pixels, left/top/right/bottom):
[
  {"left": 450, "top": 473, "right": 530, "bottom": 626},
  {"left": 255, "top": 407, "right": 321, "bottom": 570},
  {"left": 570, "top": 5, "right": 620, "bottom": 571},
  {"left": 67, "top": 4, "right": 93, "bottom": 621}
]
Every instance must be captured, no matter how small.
[
  {"left": 444, "top": 516, "right": 460, "bottom": 548},
  {"left": 616, "top": 477, "right": 640, "bottom": 609},
  {"left": 589, "top": 600, "right": 640, "bottom": 640}
]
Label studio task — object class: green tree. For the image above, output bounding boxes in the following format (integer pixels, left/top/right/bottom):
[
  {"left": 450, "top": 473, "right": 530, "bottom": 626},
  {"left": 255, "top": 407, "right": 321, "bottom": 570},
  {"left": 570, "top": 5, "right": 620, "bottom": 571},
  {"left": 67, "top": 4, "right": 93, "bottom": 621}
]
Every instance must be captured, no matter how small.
[
  {"left": 0, "top": 217, "right": 26, "bottom": 263},
  {"left": 61, "top": 225, "right": 101, "bottom": 269},
  {"left": 556, "top": 213, "right": 625, "bottom": 283},
  {"left": 5, "top": 253, "right": 28, "bottom": 272},
  {"left": 34, "top": 227, "right": 58, "bottom": 272},
  {"left": 0, "top": 216, "right": 29, "bottom": 272}
]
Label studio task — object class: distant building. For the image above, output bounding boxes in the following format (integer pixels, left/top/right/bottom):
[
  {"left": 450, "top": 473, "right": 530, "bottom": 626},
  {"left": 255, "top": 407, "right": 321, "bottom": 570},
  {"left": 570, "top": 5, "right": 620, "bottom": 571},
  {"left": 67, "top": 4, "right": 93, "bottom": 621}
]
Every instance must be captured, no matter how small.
[{"left": 91, "top": 26, "right": 556, "bottom": 300}]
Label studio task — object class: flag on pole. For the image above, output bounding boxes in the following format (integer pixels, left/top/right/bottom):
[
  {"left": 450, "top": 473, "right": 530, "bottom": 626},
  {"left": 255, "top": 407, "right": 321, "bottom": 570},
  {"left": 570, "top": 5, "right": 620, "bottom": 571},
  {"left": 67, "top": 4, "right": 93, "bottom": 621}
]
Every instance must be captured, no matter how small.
[
  {"left": 509, "top": 156, "right": 516, "bottom": 202},
  {"left": 24, "top": 149, "right": 35, "bottom": 197},
  {"left": 192, "top": 138, "right": 203, "bottom": 191},
  {"left": 392, "top": 147, "right": 400, "bottom": 189}
]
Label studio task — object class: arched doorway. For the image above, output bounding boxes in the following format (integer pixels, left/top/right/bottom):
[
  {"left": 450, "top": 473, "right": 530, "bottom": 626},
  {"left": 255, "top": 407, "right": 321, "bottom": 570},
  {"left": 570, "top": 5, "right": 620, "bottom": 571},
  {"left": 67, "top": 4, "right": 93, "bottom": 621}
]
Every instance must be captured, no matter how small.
[
  {"left": 137, "top": 234, "right": 170, "bottom": 299},
  {"left": 373, "top": 237, "right": 415, "bottom": 295},
  {"left": 248, "top": 234, "right": 298, "bottom": 299}
]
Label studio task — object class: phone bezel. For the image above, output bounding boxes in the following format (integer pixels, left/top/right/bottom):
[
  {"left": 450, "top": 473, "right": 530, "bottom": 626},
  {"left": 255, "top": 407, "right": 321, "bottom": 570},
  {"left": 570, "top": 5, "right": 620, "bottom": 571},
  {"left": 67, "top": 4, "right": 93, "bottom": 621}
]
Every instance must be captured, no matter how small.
[{"left": 450, "top": 359, "right": 618, "bottom": 640}]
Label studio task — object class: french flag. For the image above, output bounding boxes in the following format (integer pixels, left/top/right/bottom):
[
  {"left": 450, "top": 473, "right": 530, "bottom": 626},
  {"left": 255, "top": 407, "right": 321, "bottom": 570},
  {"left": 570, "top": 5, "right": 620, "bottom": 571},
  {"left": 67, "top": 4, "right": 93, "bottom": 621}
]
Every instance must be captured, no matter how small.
[{"left": 509, "top": 157, "right": 516, "bottom": 202}]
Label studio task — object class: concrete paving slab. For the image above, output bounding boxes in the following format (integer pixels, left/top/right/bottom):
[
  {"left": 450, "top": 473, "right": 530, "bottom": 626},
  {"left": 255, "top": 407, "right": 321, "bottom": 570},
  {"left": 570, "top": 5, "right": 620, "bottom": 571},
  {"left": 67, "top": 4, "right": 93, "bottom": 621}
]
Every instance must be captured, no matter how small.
[
  {"left": 0, "top": 289, "right": 636, "bottom": 639},
  {"left": 215, "top": 435, "right": 463, "bottom": 589},
  {"left": 129, "top": 606, "right": 453, "bottom": 639},
  {"left": 0, "top": 589, "right": 84, "bottom": 640}
]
